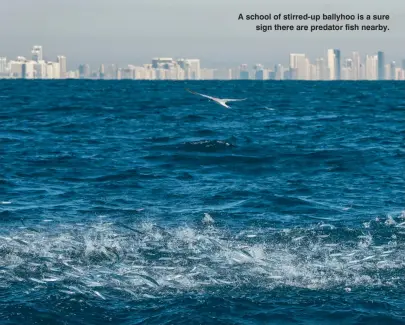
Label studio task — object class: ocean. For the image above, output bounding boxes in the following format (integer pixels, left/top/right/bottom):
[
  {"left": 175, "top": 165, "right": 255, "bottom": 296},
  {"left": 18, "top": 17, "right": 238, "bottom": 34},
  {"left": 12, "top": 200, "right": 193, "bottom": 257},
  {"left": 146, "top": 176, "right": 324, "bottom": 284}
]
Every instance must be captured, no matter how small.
[{"left": 0, "top": 80, "right": 404, "bottom": 324}]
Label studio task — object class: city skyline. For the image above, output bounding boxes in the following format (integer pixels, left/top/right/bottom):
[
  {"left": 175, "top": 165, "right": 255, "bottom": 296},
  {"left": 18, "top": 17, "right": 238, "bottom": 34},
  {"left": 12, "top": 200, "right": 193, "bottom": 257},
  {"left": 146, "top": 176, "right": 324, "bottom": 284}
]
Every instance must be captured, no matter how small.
[
  {"left": 1, "top": 0, "right": 404, "bottom": 66},
  {"left": 1, "top": 48, "right": 405, "bottom": 71},
  {"left": 1, "top": 45, "right": 404, "bottom": 81}
]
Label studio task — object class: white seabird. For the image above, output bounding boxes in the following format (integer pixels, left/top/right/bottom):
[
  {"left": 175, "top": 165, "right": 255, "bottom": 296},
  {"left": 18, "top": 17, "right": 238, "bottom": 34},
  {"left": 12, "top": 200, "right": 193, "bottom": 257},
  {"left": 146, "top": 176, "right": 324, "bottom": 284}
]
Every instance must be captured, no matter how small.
[{"left": 186, "top": 88, "right": 246, "bottom": 108}]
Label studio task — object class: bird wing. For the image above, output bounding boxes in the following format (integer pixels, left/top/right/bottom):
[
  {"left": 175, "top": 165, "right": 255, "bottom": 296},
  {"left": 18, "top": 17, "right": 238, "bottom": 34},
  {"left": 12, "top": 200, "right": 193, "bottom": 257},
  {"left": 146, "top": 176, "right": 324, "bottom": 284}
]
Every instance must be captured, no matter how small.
[
  {"left": 186, "top": 88, "right": 218, "bottom": 101},
  {"left": 223, "top": 98, "right": 247, "bottom": 103}
]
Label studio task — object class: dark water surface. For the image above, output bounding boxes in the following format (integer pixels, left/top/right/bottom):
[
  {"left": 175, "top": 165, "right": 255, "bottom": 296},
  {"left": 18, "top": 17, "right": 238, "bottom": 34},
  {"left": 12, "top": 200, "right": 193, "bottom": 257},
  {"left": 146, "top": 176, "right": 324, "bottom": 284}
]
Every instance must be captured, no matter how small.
[{"left": 1, "top": 80, "right": 404, "bottom": 324}]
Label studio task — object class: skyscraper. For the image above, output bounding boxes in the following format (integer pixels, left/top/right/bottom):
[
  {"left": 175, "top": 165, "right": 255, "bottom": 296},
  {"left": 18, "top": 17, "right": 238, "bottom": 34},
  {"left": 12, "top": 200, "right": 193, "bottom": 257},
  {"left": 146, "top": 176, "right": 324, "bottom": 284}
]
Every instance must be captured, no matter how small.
[
  {"left": 394, "top": 67, "right": 403, "bottom": 80},
  {"left": 105, "top": 64, "right": 118, "bottom": 80},
  {"left": 0, "top": 57, "right": 6, "bottom": 73},
  {"left": 309, "top": 64, "right": 317, "bottom": 80},
  {"left": 175, "top": 58, "right": 201, "bottom": 80},
  {"left": 274, "top": 64, "right": 284, "bottom": 80},
  {"left": 79, "top": 64, "right": 90, "bottom": 79},
  {"left": 327, "top": 49, "right": 335, "bottom": 80},
  {"left": 351, "top": 52, "right": 361, "bottom": 80},
  {"left": 52, "top": 62, "right": 61, "bottom": 79},
  {"left": 334, "top": 49, "right": 341, "bottom": 80},
  {"left": 57, "top": 56, "right": 67, "bottom": 79},
  {"left": 315, "top": 58, "right": 328, "bottom": 80},
  {"left": 359, "top": 63, "right": 366, "bottom": 80},
  {"left": 377, "top": 51, "right": 385, "bottom": 80},
  {"left": 152, "top": 58, "right": 173, "bottom": 69},
  {"left": 186, "top": 59, "right": 201, "bottom": 80},
  {"left": 327, "top": 49, "right": 341, "bottom": 80},
  {"left": 289, "top": 53, "right": 308, "bottom": 80},
  {"left": 21, "top": 61, "right": 36, "bottom": 79},
  {"left": 239, "top": 64, "right": 249, "bottom": 79},
  {"left": 46, "top": 62, "right": 56, "bottom": 79},
  {"left": 289, "top": 53, "right": 304, "bottom": 69},
  {"left": 31, "top": 45, "right": 43, "bottom": 62},
  {"left": 342, "top": 58, "right": 353, "bottom": 80},
  {"left": 99, "top": 64, "right": 105, "bottom": 79},
  {"left": 384, "top": 64, "right": 391, "bottom": 79},
  {"left": 9, "top": 60, "right": 24, "bottom": 78},
  {"left": 254, "top": 64, "right": 266, "bottom": 80},
  {"left": 365, "top": 55, "right": 378, "bottom": 80},
  {"left": 34, "top": 62, "right": 46, "bottom": 79},
  {"left": 390, "top": 61, "right": 396, "bottom": 80}
]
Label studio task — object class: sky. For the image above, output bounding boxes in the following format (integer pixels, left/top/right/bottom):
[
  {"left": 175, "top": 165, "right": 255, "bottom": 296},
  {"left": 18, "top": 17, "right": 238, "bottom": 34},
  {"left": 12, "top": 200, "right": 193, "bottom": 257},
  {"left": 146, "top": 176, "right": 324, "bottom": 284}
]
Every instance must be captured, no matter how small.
[{"left": 0, "top": 0, "right": 404, "bottom": 69}]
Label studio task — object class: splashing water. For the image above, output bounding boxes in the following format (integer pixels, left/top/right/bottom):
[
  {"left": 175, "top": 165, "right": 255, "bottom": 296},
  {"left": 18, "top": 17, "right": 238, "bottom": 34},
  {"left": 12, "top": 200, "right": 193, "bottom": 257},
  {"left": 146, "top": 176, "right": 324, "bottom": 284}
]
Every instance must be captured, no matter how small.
[{"left": 1, "top": 212, "right": 404, "bottom": 304}]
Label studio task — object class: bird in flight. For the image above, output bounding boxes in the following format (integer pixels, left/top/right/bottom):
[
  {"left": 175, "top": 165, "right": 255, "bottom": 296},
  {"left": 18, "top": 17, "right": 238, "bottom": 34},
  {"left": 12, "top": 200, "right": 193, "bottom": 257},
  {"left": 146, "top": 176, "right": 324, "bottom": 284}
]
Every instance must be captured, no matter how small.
[{"left": 186, "top": 88, "right": 247, "bottom": 108}]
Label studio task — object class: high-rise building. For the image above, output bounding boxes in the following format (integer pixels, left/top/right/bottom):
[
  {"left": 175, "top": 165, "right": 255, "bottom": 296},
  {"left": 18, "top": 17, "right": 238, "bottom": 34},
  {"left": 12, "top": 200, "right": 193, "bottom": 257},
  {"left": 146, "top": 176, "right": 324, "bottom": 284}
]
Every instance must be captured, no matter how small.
[
  {"left": 57, "top": 56, "right": 67, "bottom": 79},
  {"left": 131, "top": 66, "right": 145, "bottom": 80},
  {"left": 79, "top": 64, "right": 90, "bottom": 79},
  {"left": 9, "top": 61, "right": 24, "bottom": 78},
  {"left": 327, "top": 49, "right": 335, "bottom": 80},
  {"left": 0, "top": 57, "right": 6, "bottom": 73},
  {"left": 274, "top": 64, "right": 284, "bottom": 80},
  {"left": 152, "top": 58, "right": 173, "bottom": 69},
  {"left": 327, "top": 49, "right": 341, "bottom": 80},
  {"left": 254, "top": 64, "right": 267, "bottom": 80},
  {"left": 99, "top": 64, "right": 105, "bottom": 79},
  {"left": 309, "top": 64, "right": 317, "bottom": 80},
  {"left": 105, "top": 64, "right": 118, "bottom": 80},
  {"left": 255, "top": 69, "right": 268, "bottom": 80},
  {"left": 315, "top": 58, "right": 328, "bottom": 80},
  {"left": 230, "top": 68, "right": 240, "bottom": 80},
  {"left": 390, "top": 61, "right": 396, "bottom": 80},
  {"left": 239, "top": 64, "right": 249, "bottom": 79},
  {"left": 45, "top": 62, "right": 54, "bottom": 79},
  {"left": 394, "top": 67, "right": 404, "bottom": 80},
  {"left": 334, "top": 49, "right": 341, "bottom": 80},
  {"left": 341, "top": 67, "right": 352, "bottom": 80},
  {"left": 377, "top": 51, "right": 385, "bottom": 80},
  {"left": 155, "top": 68, "right": 166, "bottom": 80},
  {"left": 31, "top": 45, "right": 43, "bottom": 62},
  {"left": 121, "top": 66, "right": 135, "bottom": 79},
  {"left": 176, "top": 58, "right": 201, "bottom": 80},
  {"left": 402, "top": 59, "right": 405, "bottom": 70},
  {"left": 34, "top": 61, "right": 46, "bottom": 79},
  {"left": 288, "top": 68, "right": 297, "bottom": 80},
  {"left": 365, "top": 55, "right": 378, "bottom": 80},
  {"left": 176, "top": 67, "right": 185, "bottom": 80},
  {"left": 341, "top": 58, "right": 353, "bottom": 80},
  {"left": 185, "top": 59, "right": 201, "bottom": 80},
  {"left": 384, "top": 64, "right": 391, "bottom": 80},
  {"left": 289, "top": 53, "right": 305, "bottom": 69},
  {"left": 22, "top": 61, "right": 36, "bottom": 79},
  {"left": 289, "top": 53, "right": 309, "bottom": 80},
  {"left": 359, "top": 63, "right": 366, "bottom": 80},
  {"left": 303, "top": 57, "right": 311, "bottom": 80},
  {"left": 268, "top": 71, "right": 276, "bottom": 80},
  {"left": 351, "top": 52, "right": 361, "bottom": 80},
  {"left": 52, "top": 62, "right": 61, "bottom": 79}
]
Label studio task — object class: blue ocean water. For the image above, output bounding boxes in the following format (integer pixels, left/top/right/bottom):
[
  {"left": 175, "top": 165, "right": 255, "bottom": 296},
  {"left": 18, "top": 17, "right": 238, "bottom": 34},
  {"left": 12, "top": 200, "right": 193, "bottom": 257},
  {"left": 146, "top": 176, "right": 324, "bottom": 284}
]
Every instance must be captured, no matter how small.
[{"left": 0, "top": 80, "right": 404, "bottom": 325}]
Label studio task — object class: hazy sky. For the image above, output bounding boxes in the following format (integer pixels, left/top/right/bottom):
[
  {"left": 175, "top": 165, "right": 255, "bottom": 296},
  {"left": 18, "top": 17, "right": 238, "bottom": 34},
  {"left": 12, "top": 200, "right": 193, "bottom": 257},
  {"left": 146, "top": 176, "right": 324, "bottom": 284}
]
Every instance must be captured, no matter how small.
[{"left": 0, "top": 0, "right": 403, "bottom": 68}]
